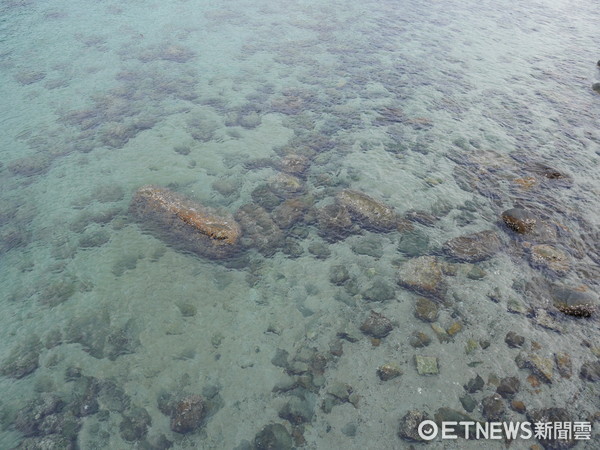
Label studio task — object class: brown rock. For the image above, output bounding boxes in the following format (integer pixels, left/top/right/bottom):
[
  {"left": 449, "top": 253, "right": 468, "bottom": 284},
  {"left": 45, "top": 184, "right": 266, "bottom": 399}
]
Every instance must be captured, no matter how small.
[
  {"left": 442, "top": 230, "right": 501, "bottom": 262},
  {"left": 170, "top": 395, "right": 205, "bottom": 434},
  {"left": 510, "top": 400, "right": 526, "bottom": 414},
  {"left": 414, "top": 297, "right": 439, "bottom": 322},
  {"left": 555, "top": 352, "right": 572, "bottom": 378},
  {"left": 336, "top": 189, "right": 397, "bottom": 231},
  {"left": 397, "top": 256, "right": 447, "bottom": 299},
  {"left": 235, "top": 204, "right": 285, "bottom": 256},
  {"left": 317, "top": 204, "right": 354, "bottom": 242},
  {"left": 530, "top": 244, "right": 570, "bottom": 275},
  {"left": 502, "top": 208, "right": 537, "bottom": 234},
  {"left": 130, "top": 186, "right": 240, "bottom": 259},
  {"left": 272, "top": 198, "right": 311, "bottom": 229},
  {"left": 360, "top": 311, "right": 393, "bottom": 338}
]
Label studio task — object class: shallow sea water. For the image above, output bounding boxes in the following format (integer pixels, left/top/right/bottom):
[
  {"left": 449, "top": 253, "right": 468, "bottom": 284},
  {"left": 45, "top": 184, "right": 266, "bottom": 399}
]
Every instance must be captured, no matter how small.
[{"left": 1, "top": 0, "right": 599, "bottom": 448}]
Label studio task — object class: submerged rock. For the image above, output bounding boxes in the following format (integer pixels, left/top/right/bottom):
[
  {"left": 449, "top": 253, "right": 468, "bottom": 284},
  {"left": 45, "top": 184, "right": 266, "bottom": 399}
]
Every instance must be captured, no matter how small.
[
  {"left": 398, "top": 410, "right": 430, "bottom": 442},
  {"left": 360, "top": 311, "right": 393, "bottom": 338},
  {"left": 502, "top": 208, "right": 537, "bottom": 234},
  {"left": 580, "top": 360, "right": 600, "bottom": 382},
  {"left": 442, "top": 230, "right": 501, "bottom": 262},
  {"left": 397, "top": 256, "right": 447, "bottom": 299},
  {"left": 254, "top": 423, "right": 293, "bottom": 450},
  {"left": 120, "top": 406, "right": 151, "bottom": 442},
  {"left": 272, "top": 198, "right": 311, "bottom": 230},
  {"left": 409, "top": 331, "right": 431, "bottom": 348},
  {"left": 336, "top": 189, "right": 397, "bottom": 231},
  {"left": 170, "top": 395, "right": 205, "bottom": 434},
  {"left": 550, "top": 285, "right": 598, "bottom": 317},
  {"left": 130, "top": 186, "right": 241, "bottom": 259},
  {"left": 377, "top": 363, "right": 402, "bottom": 381},
  {"left": 505, "top": 331, "right": 525, "bottom": 348},
  {"left": 414, "top": 297, "right": 439, "bottom": 322},
  {"left": 1, "top": 336, "right": 41, "bottom": 379},
  {"left": 236, "top": 204, "right": 285, "bottom": 256},
  {"left": 482, "top": 394, "right": 505, "bottom": 421},
  {"left": 496, "top": 376, "right": 520, "bottom": 398},
  {"left": 317, "top": 203, "right": 355, "bottom": 242},
  {"left": 277, "top": 154, "right": 311, "bottom": 175},
  {"left": 415, "top": 356, "right": 438, "bottom": 375},
  {"left": 363, "top": 279, "right": 395, "bottom": 302},
  {"left": 530, "top": 244, "right": 570, "bottom": 275},
  {"left": 527, "top": 408, "right": 576, "bottom": 449}
]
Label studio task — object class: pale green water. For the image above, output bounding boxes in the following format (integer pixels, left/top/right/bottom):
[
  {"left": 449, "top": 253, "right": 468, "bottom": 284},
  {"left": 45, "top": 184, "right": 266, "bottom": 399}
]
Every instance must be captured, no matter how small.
[{"left": 1, "top": 0, "right": 599, "bottom": 448}]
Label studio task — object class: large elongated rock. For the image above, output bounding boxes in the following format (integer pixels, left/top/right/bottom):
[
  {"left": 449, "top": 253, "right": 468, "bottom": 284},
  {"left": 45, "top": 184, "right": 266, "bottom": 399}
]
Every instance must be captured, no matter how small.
[
  {"left": 130, "top": 186, "right": 241, "bottom": 259},
  {"left": 336, "top": 189, "right": 397, "bottom": 231}
]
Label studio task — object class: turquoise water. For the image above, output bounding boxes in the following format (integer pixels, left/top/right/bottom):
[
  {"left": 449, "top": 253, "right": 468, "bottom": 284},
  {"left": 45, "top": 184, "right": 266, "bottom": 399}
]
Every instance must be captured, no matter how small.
[{"left": 1, "top": 0, "right": 599, "bottom": 448}]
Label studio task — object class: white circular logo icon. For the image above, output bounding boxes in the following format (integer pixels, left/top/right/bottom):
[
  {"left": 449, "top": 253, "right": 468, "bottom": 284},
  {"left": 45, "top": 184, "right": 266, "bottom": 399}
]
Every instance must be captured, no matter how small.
[{"left": 417, "top": 420, "right": 438, "bottom": 441}]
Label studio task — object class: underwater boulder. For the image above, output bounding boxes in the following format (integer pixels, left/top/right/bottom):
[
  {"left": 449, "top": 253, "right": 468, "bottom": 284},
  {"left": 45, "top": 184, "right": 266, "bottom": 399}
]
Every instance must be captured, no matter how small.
[
  {"left": 336, "top": 189, "right": 398, "bottom": 231},
  {"left": 130, "top": 185, "right": 241, "bottom": 259},
  {"left": 443, "top": 230, "right": 501, "bottom": 262},
  {"left": 397, "top": 256, "right": 447, "bottom": 300}
]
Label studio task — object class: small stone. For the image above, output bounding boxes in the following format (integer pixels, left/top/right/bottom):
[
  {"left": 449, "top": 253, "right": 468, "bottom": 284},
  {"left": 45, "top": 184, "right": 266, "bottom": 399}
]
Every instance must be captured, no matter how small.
[
  {"left": 466, "top": 265, "right": 486, "bottom": 280},
  {"left": 459, "top": 394, "right": 477, "bottom": 413},
  {"left": 510, "top": 400, "right": 526, "bottom": 414},
  {"left": 593, "top": 82, "right": 600, "bottom": 93},
  {"left": 414, "top": 297, "right": 439, "bottom": 322},
  {"left": 360, "top": 311, "right": 393, "bottom": 338},
  {"left": 465, "top": 339, "right": 478, "bottom": 355},
  {"left": 430, "top": 323, "right": 450, "bottom": 343},
  {"left": 555, "top": 353, "right": 572, "bottom": 378},
  {"left": 480, "top": 340, "right": 490, "bottom": 350},
  {"left": 496, "top": 376, "right": 520, "bottom": 398},
  {"left": 409, "top": 331, "right": 431, "bottom": 348},
  {"left": 482, "top": 394, "right": 505, "bottom": 421},
  {"left": 398, "top": 410, "right": 430, "bottom": 442},
  {"left": 446, "top": 321, "right": 462, "bottom": 336},
  {"left": 170, "top": 395, "right": 205, "bottom": 434},
  {"left": 580, "top": 360, "right": 600, "bottom": 382},
  {"left": 505, "top": 331, "right": 525, "bottom": 348},
  {"left": 501, "top": 208, "right": 537, "bottom": 234},
  {"left": 464, "top": 374, "right": 484, "bottom": 393},
  {"left": 415, "top": 356, "right": 438, "bottom": 375},
  {"left": 377, "top": 363, "right": 402, "bottom": 381}
]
